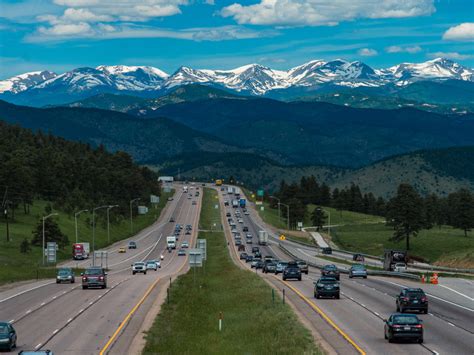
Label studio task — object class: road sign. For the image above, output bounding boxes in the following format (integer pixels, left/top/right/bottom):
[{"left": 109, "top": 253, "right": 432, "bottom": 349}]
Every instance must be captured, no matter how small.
[
  {"left": 279, "top": 234, "right": 286, "bottom": 241},
  {"left": 297, "top": 221, "right": 303, "bottom": 230},
  {"left": 197, "top": 239, "right": 207, "bottom": 260},
  {"left": 150, "top": 195, "right": 160, "bottom": 204},
  {"left": 260, "top": 206, "right": 264, "bottom": 211},
  {"left": 46, "top": 242, "right": 57, "bottom": 263},
  {"left": 189, "top": 249, "right": 203, "bottom": 267},
  {"left": 257, "top": 189, "right": 264, "bottom": 197}
]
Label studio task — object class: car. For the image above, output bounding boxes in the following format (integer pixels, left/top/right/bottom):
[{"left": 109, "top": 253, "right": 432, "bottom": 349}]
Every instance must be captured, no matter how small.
[
  {"left": 396, "top": 288, "right": 428, "bottom": 314},
  {"left": 169, "top": 217, "right": 175, "bottom": 223},
  {"left": 238, "top": 218, "right": 244, "bottom": 223},
  {"left": 82, "top": 267, "right": 107, "bottom": 289},
  {"left": 181, "top": 241, "right": 189, "bottom": 248},
  {"left": 255, "top": 260, "right": 265, "bottom": 269},
  {"left": 244, "top": 211, "right": 250, "bottom": 215},
  {"left": 264, "top": 255, "right": 274, "bottom": 262},
  {"left": 242, "top": 226, "right": 249, "bottom": 232},
  {"left": 167, "top": 197, "right": 173, "bottom": 201},
  {"left": 263, "top": 262, "right": 277, "bottom": 273},
  {"left": 188, "top": 195, "right": 192, "bottom": 199},
  {"left": 178, "top": 249, "right": 186, "bottom": 256},
  {"left": 314, "top": 277, "right": 340, "bottom": 299},
  {"left": 226, "top": 212, "right": 231, "bottom": 217},
  {"left": 252, "top": 246, "right": 260, "bottom": 254},
  {"left": 238, "top": 244, "right": 246, "bottom": 251},
  {"left": 322, "top": 264, "right": 340, "bottom": 280},
  {"left": 128, "top": 241, "right": 137, "bottom": 249},
  {"left": 246, "top": 238, "right": 253, "bottom": 244},
  {"left": 235, "top": 239, "right": 242, "bottom": 246},
  {"left": 132, "top": 261, "right": 147, "bottom": 275},
  {"left": 118, "top": 247, "right": 126, "bottom": 253},
  {"left": 185, "top": 229, "right": 191, "bottom": 235},
  {"left": 224, "top": 201, "right": 229, "bottom": 206},
  {"left": 245, "top": 254, "right": 254, "bottom": 263},
  {"left": 275, "top": 261, "right": 288, "bottom": 274},
  {"left": 145, "top": 261, "right": 158, "bottom": 271},
  {"left": 18, "top": 351, "right": 54, "bottom": 355},
  {"left": 321, "top": 247, "right": 333, "bottom": 255},
  {"left": 384, "top": 313, "right": 423, "bottom": 343},
  {"left": 250, "top": 259, "right": 259, "bottom": 268},
  {"left": 296, "top": 260, "right": 309, "bottom": 275},
  {"left": 283, "top": 261, "right": 302, "bottom": 281},
  {"left": 349, "top": 264, "right": 368, "bottom": 279},
  {"left": 353, "top": 253, "right": 365, "bottom": 262},
  {"left": 56, "top": 268, "right": 75, "bottom": 283},
  {"left": 192, "top": 201, "right": 197, "bottom": 205},
  {"left": 0, "top": 322, "right": 17, "bottom": 351},
  {"left": 186, "top": 224, "right": 192, "bottom": 230},
  {"left": 240, "top": 252, "right": 248, "bottom": 260},
  {"left": 254, "top": 251, "right": 262, "bottom": 259},
  {"left": 393, "top": 263, "right": 407, "bottom": 272}
]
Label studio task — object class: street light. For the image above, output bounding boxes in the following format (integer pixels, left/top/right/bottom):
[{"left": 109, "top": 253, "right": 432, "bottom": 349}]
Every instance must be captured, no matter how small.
[
  {"left": 130, "top": 198, "right": 140, "bottom": 234},
  {"left": 74, "top": 209, "right": 89, "bottom": 244},
  {"left": 42, "top": 213, "right": 58, "bottom": 265},
  {"left": 107, "top": 205, "right": 119, "bottom": 244},
  {"left": 280, "top": 202, "right": 290, "bottom": 231},
  {"left": 269, "top": 196, "right": 281, "bottom": 223},
  {"left": 92, "top": 205, "right": 109, "bottom": 266},
  {"left": 317, "top": 207, "right": 331, "bottom": 238}
]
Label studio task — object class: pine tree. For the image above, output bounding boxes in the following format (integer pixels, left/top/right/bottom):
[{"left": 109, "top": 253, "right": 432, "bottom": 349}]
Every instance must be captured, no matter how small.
[
  {"left": 451, "top": 189, "right": 474, "bottom": 237},
  {"left": 311, "top": 207, "right": 327, "bottom": 231},
  {"left": 31, "top": 217, "right": 69, "bottom": 248}
]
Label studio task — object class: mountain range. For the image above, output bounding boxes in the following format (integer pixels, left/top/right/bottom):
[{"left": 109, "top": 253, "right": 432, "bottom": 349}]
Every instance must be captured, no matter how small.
[{"left": 1, "top": 58, "right": 473, "bottom": 106}]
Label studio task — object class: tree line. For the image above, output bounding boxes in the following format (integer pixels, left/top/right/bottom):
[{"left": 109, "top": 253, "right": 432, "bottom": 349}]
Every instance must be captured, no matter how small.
[{"left": 270, "top": 175, "right": 474, "bottom": 249}]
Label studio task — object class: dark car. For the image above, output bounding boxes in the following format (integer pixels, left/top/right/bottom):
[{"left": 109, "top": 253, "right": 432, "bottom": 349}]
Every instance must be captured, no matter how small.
[
  {"left": 238, "top": 244, "right": 246, "bottom": 252},
  {"left": 169, "top": 217, "right": 175, "bottom": 223},
  {"left": 178, "top": 249, "right": 186, "bottom": 256},
  {"left": 0, "top": 322, "right": 16, "bottom": 351},
  {"left": 82, "top": 267, "right": 107, "bottom": 289},
  {"left": 226, "top": 212, "right": 231, "bottom": 217},
  {"left": 321, "top": 247, "right": 332, "bottom": 255},
  {"left": 235, "top": 239, "right": 242, "bottom": 246},
  {"left": 353, "top": 253, "right": 365, "bottom": 262},
  {"left": 254, "top": 252, "right": 262, "bottom": 259},
  {"left": 243, "top": 226, "right": 249, "bottom": 232},
  {"left": 252, "top": 246, "right": 260, "bottom": 254},
  {"left": 128, "top": 241, "right": 137, "bottom": 249},
  {"left": 321, "top": 264, "right": 340, "bottom": 280},
  {"left": 56, "top": 268, "right": 75, "bottom": 283},
  {"left": 240, "top": 252, "right": 248, "bottom": 260},
  {"left": 245, "top": 255, "right": 254, "bottom": 263},
  {"left": 396, "top": 288, "right": 428, "bottom": 314},
  {"left": 263, "top": 262, "right": 277, "bottom": 273},
  {"left": 384, "top": 314, "right": 423, "bottom": 343},
  {"left": 296, "top": 260, "right": 309, "bottom": 275},
  {"left": 314, "top": 277, "right": 340, "bottom": 299},
  {"left": 283, "top": 261, "right": 302, "bottom": 281},
  {"left": 255, "top": 260, "right": 265, "bottom": 269}
]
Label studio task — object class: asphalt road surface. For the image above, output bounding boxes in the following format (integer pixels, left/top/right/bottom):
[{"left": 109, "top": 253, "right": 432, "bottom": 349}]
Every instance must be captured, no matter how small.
[
  {"left": 218, "top": 187, "right": 474, "bottom": 355},
  {"left": 0, "top": 185, "right": 202, "bottom": 354}
]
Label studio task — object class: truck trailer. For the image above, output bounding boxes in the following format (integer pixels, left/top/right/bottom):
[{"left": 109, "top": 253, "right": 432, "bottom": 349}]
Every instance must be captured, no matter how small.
[
  {"left": 167, "top": 236, "right": 177, "bottom": 249},
  {"left": 383, "top": 250, "right": 407, "bottom": 271},
  {"left": 258, "top": 230, "right": 268, "bottom": 245},
  {"left": 72, "top": 242, "right": 90, "bottom": 260},
  {"left": 239, "top": 198, "right": 246, "bottom": 208}
]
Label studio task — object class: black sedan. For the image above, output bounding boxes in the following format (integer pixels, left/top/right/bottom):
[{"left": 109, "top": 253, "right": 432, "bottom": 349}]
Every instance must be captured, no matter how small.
[
  {"left": 314, "top": 277, "right": 340, "bottom": 299},
  {"left": 384, "top": 313, "right": 423, "bottom": 343},
  {"left": 321, "top": 264, "right": 340, "bottom": 280}
]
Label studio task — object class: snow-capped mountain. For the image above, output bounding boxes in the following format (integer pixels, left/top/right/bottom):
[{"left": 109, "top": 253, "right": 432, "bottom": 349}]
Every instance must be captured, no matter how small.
[
  {"left": 1, "top": 58, "right": 473, "bottom": 106},
  {"left": 0, "top": 71, "right": 56, "bottom": 94}
]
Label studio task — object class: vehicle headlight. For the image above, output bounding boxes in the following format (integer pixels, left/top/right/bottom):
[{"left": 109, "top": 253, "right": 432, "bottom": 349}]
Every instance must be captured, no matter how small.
[
  {"left": 0, "top": 339, "right": 10, "bottom": 343},
  {"left": 68, "top": 275, "right": 72, "bottom": 278}
]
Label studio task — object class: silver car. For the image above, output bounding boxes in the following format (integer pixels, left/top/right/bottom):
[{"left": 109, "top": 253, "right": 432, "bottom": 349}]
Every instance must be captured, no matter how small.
[
  {"left": 275, "top": 261, "right": 288, "bottom": 274},
  {"left": 349, "top": 264, "right": 367, "bottom": 278}
]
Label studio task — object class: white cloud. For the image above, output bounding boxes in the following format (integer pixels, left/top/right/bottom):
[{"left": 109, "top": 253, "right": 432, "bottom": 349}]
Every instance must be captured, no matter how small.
[
  {"left": 428, "top": 51, "right": 473, "bottom": 60},
  {"left": 386, "top": 45, "right": 422, "bottom": 53},
  {"left": 26, "top": 24, "right": 276, "bottom": 42},
  {"left": 221, "top": 0, "right": 435, "bottom": 26},
  {"left": 443, "top": 23, "right": 474, "bottom": 41},
  {"left": 358, "top": 48, "right": 377, "bottom": 56}
]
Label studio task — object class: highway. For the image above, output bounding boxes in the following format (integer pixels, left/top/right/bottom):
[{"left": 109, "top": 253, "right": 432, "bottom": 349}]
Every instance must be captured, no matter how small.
[
  {"left": 218, "top": 187, "right": 474, "bottom": 355},
  {"left": 0, "top": 185, "right": 202, "bottom": 354}
]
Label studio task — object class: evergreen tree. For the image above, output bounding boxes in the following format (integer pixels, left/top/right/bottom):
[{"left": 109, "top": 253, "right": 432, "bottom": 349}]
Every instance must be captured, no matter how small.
[
  {"left": 386, "top": 184, "right": 427, "bottom": 250},
  {"left": 451, "top": 189, "right": 474, "bottom": 237},
  {"left": 287, "top": 198, "right": 307, "bottom": 230},
  {"left": 311, "top": 207, "right": 327, "bottom": 231},
  {"left": 319, "top": 183, "right": 331, "bottom": 206},
  {"left": 20, "top": 238, "right": 31, "bottom": 254},
  {"left": 31, "top": 217, "right": 69, "bottom": 248}
]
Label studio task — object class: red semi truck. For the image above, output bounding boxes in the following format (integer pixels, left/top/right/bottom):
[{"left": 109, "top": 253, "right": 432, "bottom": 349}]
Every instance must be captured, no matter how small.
[{"left": 72, "top": 242, "right": 90, "bottom": 260}]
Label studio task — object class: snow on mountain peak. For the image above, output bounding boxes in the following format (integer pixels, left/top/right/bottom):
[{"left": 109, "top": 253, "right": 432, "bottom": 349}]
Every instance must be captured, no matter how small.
[{"left": 0, "top": 70, "right": 57, "bottom": 94}]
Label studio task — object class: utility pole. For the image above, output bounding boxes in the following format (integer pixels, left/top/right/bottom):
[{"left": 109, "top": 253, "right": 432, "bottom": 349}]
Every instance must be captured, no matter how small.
[
  {"left": 4, "top": 202, "right": 10, "bottom": 242},
  {"left": 42, "top": 213, "right": 58, "bottom": 265},
  {"left": 74, "top": 209, "right": 89, "bottom": 244},
  {"left": 270, "top": 196, "right": 281, "bottom": 223},
  {"left": 129, "top": 198, "right": 140, "bottom": 234},
  {"left": 280, "top": 202, "right": 290, "bottom": 231},
  {"left": 92, "top": 205, "right": 109, "bottom": 266},
  {"left": 107, "top": 205, "right": 119, "bottom": 244}
]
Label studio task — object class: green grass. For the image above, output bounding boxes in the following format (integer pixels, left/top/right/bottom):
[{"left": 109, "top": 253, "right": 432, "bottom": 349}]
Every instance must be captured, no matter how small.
[
  {"left": 143, "top": 188, "right": 320, "bottom": 355},
  {"left": 0, "top": 191, "right": 173, "bottom": 286},
  {"left": 306, "top": 205, "right": 384, "bottom": 226}
]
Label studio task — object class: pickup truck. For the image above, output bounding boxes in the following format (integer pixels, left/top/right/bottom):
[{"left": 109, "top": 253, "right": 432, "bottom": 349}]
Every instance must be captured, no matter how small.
[{"left": 132, "top": 262, "right": 147, "bottom": 275}]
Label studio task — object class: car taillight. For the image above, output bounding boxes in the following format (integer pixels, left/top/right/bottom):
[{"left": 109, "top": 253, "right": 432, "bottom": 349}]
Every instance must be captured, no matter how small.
[
  {"left": 414, "top": 324, "right": 423, "bottom": 328},
  {"left": 393, "top": 325, "right": 402, "bottom": 328},
  {"left": 421, "top": 297, "right": 427, "bottom": 302},
  {"left": 99, "top": 276, "right": 104, "bottom": 280},
  {"left": 402, "top": 297, "right": 409, "bottom": 301},
  {"left": 82, "top": 277, "right": 87, "bottom": 281}
]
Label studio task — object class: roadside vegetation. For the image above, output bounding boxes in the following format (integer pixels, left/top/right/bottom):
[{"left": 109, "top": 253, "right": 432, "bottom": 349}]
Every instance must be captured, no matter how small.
[
  {"left": 0, "top": 192, "right": 172, "bottom": 286},
  {"left": 143, "top": 188, "right": 321, "bottom": 354}
]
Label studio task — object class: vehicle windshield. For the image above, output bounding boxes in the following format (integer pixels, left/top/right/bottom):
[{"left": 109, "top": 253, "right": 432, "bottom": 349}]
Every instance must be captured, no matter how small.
[
  {"left": 278, "top": 262, "right": 288, "bottom": 266},
  {"left": 135, "top": 262, "right": 145, "bottom": 265},
  {"left": 393, "top": 315, "right": 419, "bottom": 324},
  {"left": 318, "top": 278, "right": 337, "bottom": 284},
  {"left": 324, "top": 265, "right": 337, "bottom": 270},
  {"left": 85, "top": 268, "right": 103, "bottom": 275},
  {"left": 58, "top": 269, "right": 71, "bottom": 275},
  {"left": 352, "top": 264, "right": 365, "bottom": 270},
  {"left": 395, "top": 263, "right": 406, "bottom": 267},
  {"left": 0, "top": 325, "right": 8, "bottom": 334},
  {"left": 406, "top": 290, "right": 424, "bottom": 297},
  {"left": 146, "top": 261, "right": 155, "bottom": 265}
]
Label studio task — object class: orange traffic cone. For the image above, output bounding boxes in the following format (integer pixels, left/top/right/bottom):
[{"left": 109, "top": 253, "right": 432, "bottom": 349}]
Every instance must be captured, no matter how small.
[
  {"left": 431, "top": 273, "right": 439, "bottom": 285},
  {"left": 421, "top": 274, "right": 425, "bottom": 283}
]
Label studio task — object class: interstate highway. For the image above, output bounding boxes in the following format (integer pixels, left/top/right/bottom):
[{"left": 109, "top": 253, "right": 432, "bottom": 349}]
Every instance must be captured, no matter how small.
[
  {"left": 218, "top": 187, "right": 474, "bottom": 355},
  {"left": 0, "top": 186, "right": 201, "bottom": 354}
]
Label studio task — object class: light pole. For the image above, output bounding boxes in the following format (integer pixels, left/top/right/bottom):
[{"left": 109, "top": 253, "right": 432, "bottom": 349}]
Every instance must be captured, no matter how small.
[
  {"left": 317, "top": 207, "right": 331, "bottom": 238},
  {"left": 130, "top": 198, "right": 140, "bottom": 234},
  {"left": 74, "top": 209, "right": 89, "bottom": 244},
  {"left": 280, "top": 202, "right": 290, "bottom": 231},
  {"left": 92, "top": 205, "right": 109, "bottom": 266},
  {"left": 269, "top": 196, "right": 281, "bottom": 223},
  {"left": 107, "top": 205, "right": 119, "bottom": 244},
  {"left": 42, "top": 213, "right": 58, "bottom": 265}
]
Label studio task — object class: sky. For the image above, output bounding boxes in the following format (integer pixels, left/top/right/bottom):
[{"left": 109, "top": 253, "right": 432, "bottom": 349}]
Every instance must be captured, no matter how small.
[{"left": 0, "top": 0, "right": 473, "bottom": 79}]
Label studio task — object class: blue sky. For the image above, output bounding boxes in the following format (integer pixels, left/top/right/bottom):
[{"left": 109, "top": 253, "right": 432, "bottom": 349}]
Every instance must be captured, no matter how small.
[{"left": 0, "top": 0, "right": 473, "bottom": 78}]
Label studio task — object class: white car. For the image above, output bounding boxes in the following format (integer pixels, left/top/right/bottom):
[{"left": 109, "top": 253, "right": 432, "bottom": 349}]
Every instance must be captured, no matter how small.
[
  {"left": 238, "top": 218, "right": 244, "bottom": 224},
  {"left": 244, "top": 211, "right": 250, "bottom": 215},
  {"left": 393, "top": 263, "right": 407, "bottom": 272},
  {"left": 132, "top": 262, "right": 147, "bottom": 275},
  {"left": 181, "top": 241, "right": 189, "bottom": 248},
  {"left": 145, "top": 260, "right": 159, "bottom": 271}
]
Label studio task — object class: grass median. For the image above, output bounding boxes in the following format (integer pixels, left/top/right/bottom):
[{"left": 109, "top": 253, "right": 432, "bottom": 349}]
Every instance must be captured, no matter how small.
[{"left": 143, "top": 188, "right": 321, "bottom": 354}]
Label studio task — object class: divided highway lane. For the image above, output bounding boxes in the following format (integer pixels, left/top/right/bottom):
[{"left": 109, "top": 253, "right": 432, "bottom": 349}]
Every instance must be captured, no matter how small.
[
  {"left": 0, "top": 186, "right": 202, "bottom": 354},
  {"left": 220, "top": 189, "right": 474, "bottom": 355}
]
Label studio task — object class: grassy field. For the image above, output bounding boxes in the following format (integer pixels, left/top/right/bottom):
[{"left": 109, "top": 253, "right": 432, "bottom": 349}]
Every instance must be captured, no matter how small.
[
  {"left": 0, "top": 191, "right": 172, "bottom": 286},
  {"left": 143, "top": 188, "right": 320, "bottom": 354}
]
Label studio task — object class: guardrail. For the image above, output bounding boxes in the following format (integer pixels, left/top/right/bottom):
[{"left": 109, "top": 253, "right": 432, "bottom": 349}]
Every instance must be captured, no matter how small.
[
  {"left": 406, "top": 263, "right": 474, "bottom": 274},
  {"left": 278, "top": 243, "right": 420, "bottom": 281}
]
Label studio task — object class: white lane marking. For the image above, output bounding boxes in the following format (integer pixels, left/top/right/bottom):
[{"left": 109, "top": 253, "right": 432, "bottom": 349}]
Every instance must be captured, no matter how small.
[
  {"left": 361, "top": 304, "right": 366, "bottom": 308},
  {"left": 40, "top": 302, "right": 45, "bottom": 306},
  {"left": 377, "top": 279, "right": 474, "bottom": 312},
  {"left": 67, "top": 318, "right": 72, "bottom": 323},
  {"left": 448, "top": 322, "right": 455, "bottom": 327},
  {"left": 53, "top": 329, "right": 59, "bottom": 334},
  {"left": 35, "top": 343, "right": 42, "bottom": 350},
  {"left": 52, "top": 296, "right": 57, "bottom": 299},
  {"left": 0, "top": 281, "right": 53, "bottom": 304},
  {"left": 26, "top": 309, "right": 31, "bottom": 314},
  {"left": 439, "top": 285, "right": 474, "bottom": 302},
  {"left": 8, "top": 319, "right": 14, "bottom": 323},
  {"left": 374, "top": 312, "right": 380, "bottom": 316},
  {"left": 79, "top": 308, "right": 84, "bottom": 313}
]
